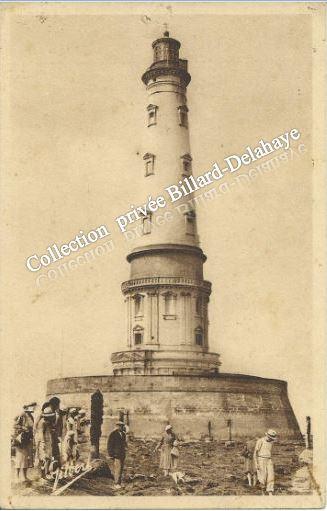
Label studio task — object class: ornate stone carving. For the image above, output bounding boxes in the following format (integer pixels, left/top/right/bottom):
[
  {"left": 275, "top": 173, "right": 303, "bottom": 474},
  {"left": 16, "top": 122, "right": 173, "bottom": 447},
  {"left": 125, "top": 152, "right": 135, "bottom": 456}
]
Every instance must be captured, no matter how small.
[{"left": 111, "top": 351, "right": 146, "bottom": 363}]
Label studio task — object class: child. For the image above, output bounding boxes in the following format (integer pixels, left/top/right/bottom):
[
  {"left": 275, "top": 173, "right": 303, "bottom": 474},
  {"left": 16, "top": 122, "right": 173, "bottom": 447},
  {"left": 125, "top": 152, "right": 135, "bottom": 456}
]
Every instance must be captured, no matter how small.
[{"left": 171, "top": 439, "right": 179, "bottom": 471}]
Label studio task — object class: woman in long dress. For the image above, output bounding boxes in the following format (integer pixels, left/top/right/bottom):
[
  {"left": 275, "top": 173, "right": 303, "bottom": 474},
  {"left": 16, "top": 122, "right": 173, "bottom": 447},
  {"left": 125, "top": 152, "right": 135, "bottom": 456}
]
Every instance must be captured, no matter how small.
[
  {"left": 12, "top": 407, "right": 34, "bottom": 482},
  {"left": 155, "top": 425, "right": 176, "bottom": 476},
  {"left": 33, "top": 401, "right": 50, "bottom": 470},
  {"left": 241, "top": 438, "right": 257, "bottom": 486},
  {"left": 64, "top": 408, "right": 79, "bottom": 463}
]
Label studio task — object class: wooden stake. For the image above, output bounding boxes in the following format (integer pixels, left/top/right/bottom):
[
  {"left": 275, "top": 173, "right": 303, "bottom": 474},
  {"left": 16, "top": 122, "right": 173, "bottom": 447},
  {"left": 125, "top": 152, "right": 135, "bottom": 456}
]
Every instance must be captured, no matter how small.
[{"left": 51, "top": 467, "right": 93, "bottom": 496}]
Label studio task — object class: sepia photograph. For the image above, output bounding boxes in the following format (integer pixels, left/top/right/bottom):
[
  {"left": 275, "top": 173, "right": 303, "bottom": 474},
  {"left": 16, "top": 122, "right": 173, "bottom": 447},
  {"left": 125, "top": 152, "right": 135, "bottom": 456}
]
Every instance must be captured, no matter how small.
[{"left": 0, "top": 2, "right": 325, "bottom": 508}]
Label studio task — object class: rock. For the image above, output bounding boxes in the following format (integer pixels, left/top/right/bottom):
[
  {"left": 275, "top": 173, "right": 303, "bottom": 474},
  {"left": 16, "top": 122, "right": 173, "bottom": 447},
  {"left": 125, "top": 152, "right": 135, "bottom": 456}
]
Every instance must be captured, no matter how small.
[
  {"left": 133, "top": 473, "right": 147, "bottom": 480},
  {"left": 204, "top": 481, "right": 217, "bottom": 489},
  {"left": 85, "top": 459, "right": 112, "bottom": 479},
  {"left": 183, "top": 476, "right": 201, "bottom": 485},
  {"left": 126, "top": 473, "right": 148, "bottom": 482},
  {"left": 224, "top": 441, "right": 235, "bottom": 448}
]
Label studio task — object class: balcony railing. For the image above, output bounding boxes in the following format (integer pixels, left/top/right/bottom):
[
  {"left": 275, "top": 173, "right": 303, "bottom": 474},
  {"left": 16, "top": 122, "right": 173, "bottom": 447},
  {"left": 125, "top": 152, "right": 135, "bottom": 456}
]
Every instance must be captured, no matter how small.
[{"left": 121, "top": 276, "right": 211, "bottom": 293}]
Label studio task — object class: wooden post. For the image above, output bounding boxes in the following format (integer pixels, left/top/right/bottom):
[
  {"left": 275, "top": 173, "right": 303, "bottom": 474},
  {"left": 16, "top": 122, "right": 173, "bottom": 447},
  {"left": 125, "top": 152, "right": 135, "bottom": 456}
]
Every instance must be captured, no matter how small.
[
  {"left": 227, "top": 419, "right": 232, "bottom": 441},
  {"left": 90, "top": 389, "right": 103, "bottom": 459},
  {"left": 306, "top": 416, "right": 312, "bottom": 449}
]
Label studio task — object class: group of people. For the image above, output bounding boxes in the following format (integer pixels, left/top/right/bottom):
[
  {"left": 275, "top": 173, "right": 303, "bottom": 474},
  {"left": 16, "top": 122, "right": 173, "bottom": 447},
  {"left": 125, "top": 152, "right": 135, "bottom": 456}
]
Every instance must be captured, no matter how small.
[
  {"left": 12, "top": 400, "right": 278, "bottom": 495},
  {"left": 12, "top": 397, "right": 90, "bottom": 483},
  {"left": 107, "top": 422, "right": 179, "bottom": 489},
  {"left": 107, "top": 421, "right": 278, "bottom": 494}
]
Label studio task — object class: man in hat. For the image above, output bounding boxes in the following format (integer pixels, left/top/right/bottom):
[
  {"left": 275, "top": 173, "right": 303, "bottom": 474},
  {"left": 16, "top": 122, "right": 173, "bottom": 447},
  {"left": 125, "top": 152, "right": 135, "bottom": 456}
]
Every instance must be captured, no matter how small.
[
  {"left": 107, "top": 421, "right": 127, "bottom": 488},
  {"left": 49, "top": 396, "right": 65, "bottom": 464},
  {"left": 254, "top": 429, "right": 277, "bottom": 495}
]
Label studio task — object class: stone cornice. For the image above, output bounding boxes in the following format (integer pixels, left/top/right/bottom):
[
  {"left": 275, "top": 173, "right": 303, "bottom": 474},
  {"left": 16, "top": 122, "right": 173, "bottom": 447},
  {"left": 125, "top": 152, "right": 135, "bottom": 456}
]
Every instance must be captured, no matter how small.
[
  {"left": 142, "top": 65, "right": 191, "bottom": 87},
  {"left": 121, "top": 276, "right": 212, "bottom": 294},
  {"left": 47, "top": 373, "right": 289, "bottom": 396},
  {"left": 127, "top": 244, "right": 207, "bottom": 263}
]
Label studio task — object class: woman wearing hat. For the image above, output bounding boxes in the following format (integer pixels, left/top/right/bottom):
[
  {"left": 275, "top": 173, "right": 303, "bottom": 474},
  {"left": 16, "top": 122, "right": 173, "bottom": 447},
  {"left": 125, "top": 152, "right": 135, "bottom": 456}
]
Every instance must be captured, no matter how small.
[
  {"left": 12, "top": 405, "right": 35, "bottom": 482},
  {"left": 35, "top": 406, "right": 57, "bottom": 478},
  {"left": 155, "top": 425, "right": 176, "bottom": 476},
  {"left": 77, "top": 409, "right": 90, "bottom": 444},
  {"left": 254, "top": 429, "right": 277, "bottom": 495},
  {"left": 33, "top": 401, "right": 50, "bottom": 470}
]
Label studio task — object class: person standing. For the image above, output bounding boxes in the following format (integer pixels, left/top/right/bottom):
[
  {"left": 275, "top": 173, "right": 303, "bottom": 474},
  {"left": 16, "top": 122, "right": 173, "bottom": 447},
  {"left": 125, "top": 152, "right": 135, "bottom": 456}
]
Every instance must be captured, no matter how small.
[
  {"left": 37, "top": 406, "right": 57, "bottom": 478},
  {"left": 33, "top": 401, "right": 50, "bottom": 470},
  {"left": 77, "top": 409, "right": 90, "bottom": 444},
  {"left": 12, "top": 404, "right": 35, "bottom": 483},
  {"left": 107, "top": 421, "right": 127, "bottom": 489},
  {"left": 241, "top": 438, "right": 257, "bottom": 487},
  {"left": 62, "top": 430, "right": 77, "bottom": 467},
  {"left": 254, "top": 429, "right": 277, "bottom": 495},
  {"left": 155, "top": 425, "right": 176, "bottom": 476},
  {"left": 48, "top": 396, "right": 64, "bottom": 462}
]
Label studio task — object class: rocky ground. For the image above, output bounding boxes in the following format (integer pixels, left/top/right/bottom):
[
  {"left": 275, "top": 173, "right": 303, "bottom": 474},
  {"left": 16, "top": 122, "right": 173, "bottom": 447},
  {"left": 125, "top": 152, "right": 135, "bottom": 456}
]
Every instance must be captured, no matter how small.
[{"left": 12, "top": 438, "right": 309, "bottom": 497}]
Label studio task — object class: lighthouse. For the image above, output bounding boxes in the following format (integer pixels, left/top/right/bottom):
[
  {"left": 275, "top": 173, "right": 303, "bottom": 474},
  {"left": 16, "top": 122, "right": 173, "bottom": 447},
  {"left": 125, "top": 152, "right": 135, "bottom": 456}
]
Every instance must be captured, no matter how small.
[
  {"left": 47, "top": 32, "right": 301, "bottom": 441},
  {"left": 111, "top": 32, "right": 221, "bottom": 376}
]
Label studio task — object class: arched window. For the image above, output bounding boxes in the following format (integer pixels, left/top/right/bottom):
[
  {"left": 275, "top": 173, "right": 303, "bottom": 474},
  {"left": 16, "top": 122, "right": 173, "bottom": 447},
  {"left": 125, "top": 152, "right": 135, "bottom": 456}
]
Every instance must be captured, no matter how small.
[{"left": 195, "top": 327, "right": 203, "bottom": 346}]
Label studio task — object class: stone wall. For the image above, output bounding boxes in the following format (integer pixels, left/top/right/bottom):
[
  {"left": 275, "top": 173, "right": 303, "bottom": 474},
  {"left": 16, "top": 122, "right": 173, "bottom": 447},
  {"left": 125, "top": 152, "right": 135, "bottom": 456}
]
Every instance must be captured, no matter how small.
[{"left": 47, "top": 373, "right": 301, "bottom": 440}]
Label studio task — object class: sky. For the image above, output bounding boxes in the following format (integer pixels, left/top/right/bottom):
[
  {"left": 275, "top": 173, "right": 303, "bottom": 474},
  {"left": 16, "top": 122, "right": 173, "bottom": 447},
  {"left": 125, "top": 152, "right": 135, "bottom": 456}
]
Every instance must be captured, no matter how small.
[{"left": 2, "top": 3, "right": 315, "bottom": 433}]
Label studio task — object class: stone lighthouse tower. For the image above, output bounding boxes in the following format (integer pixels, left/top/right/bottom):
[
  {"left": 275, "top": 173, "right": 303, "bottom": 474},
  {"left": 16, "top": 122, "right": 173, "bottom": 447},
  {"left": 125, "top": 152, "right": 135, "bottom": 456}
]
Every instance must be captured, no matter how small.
[
  {"left": 48, "top": 32, "right": 301, "bottom": 441},
  {"left": 111, "top": 32, "right": 221, "bottom": 376}
]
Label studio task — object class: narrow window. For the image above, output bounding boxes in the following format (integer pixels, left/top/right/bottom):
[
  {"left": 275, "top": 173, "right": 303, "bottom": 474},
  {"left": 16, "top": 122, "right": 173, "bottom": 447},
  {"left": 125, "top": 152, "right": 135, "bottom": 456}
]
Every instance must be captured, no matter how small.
[
  {"left": 133, "top": 326, "right": 144, "bottom": 345},
  {"left": 134, "top": 294, "right": 144, "bottom": 317},
  {"left": 147, "top": 104, "right": 158, "bottom": 127},
  {"left": 177, "top": 105, "right": 189, "bottom": 128},
  {"left": 163, "top": 292, "right": 177, "bottom": 319},
  {"left": 185, "top": 208, "right": 196, "bottom": 236},
  {"left": 135, "top": 333, "right": 142, "bottom": 345},
  {"left": 195, "top": 327, "right": 203, "bottom": 346},
  {"left": 196, "top": 296, "right": 202, "bottom": 316},
  {"left": 142, "top": 212, "right": 152, "bottom": 235},
  {"left": 143, "top": 153, "right": 155, "bottom": 176},
  {"left": 181, "top": 153, "right": 192, "bottom": 176}
]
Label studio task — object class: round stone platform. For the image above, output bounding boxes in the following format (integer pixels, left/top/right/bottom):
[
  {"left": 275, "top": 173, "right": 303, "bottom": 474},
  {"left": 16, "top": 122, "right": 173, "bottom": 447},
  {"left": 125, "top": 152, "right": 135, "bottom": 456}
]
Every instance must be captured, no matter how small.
[{"left": 47, "top": 373, "right": 301, "bottom": 440}]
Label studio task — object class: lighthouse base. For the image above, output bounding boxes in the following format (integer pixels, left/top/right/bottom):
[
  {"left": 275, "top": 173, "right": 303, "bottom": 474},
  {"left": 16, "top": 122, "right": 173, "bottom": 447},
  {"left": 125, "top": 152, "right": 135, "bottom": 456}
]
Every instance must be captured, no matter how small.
[{"left": 47, "top": 373, "right": 301, "bottom": 440}]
